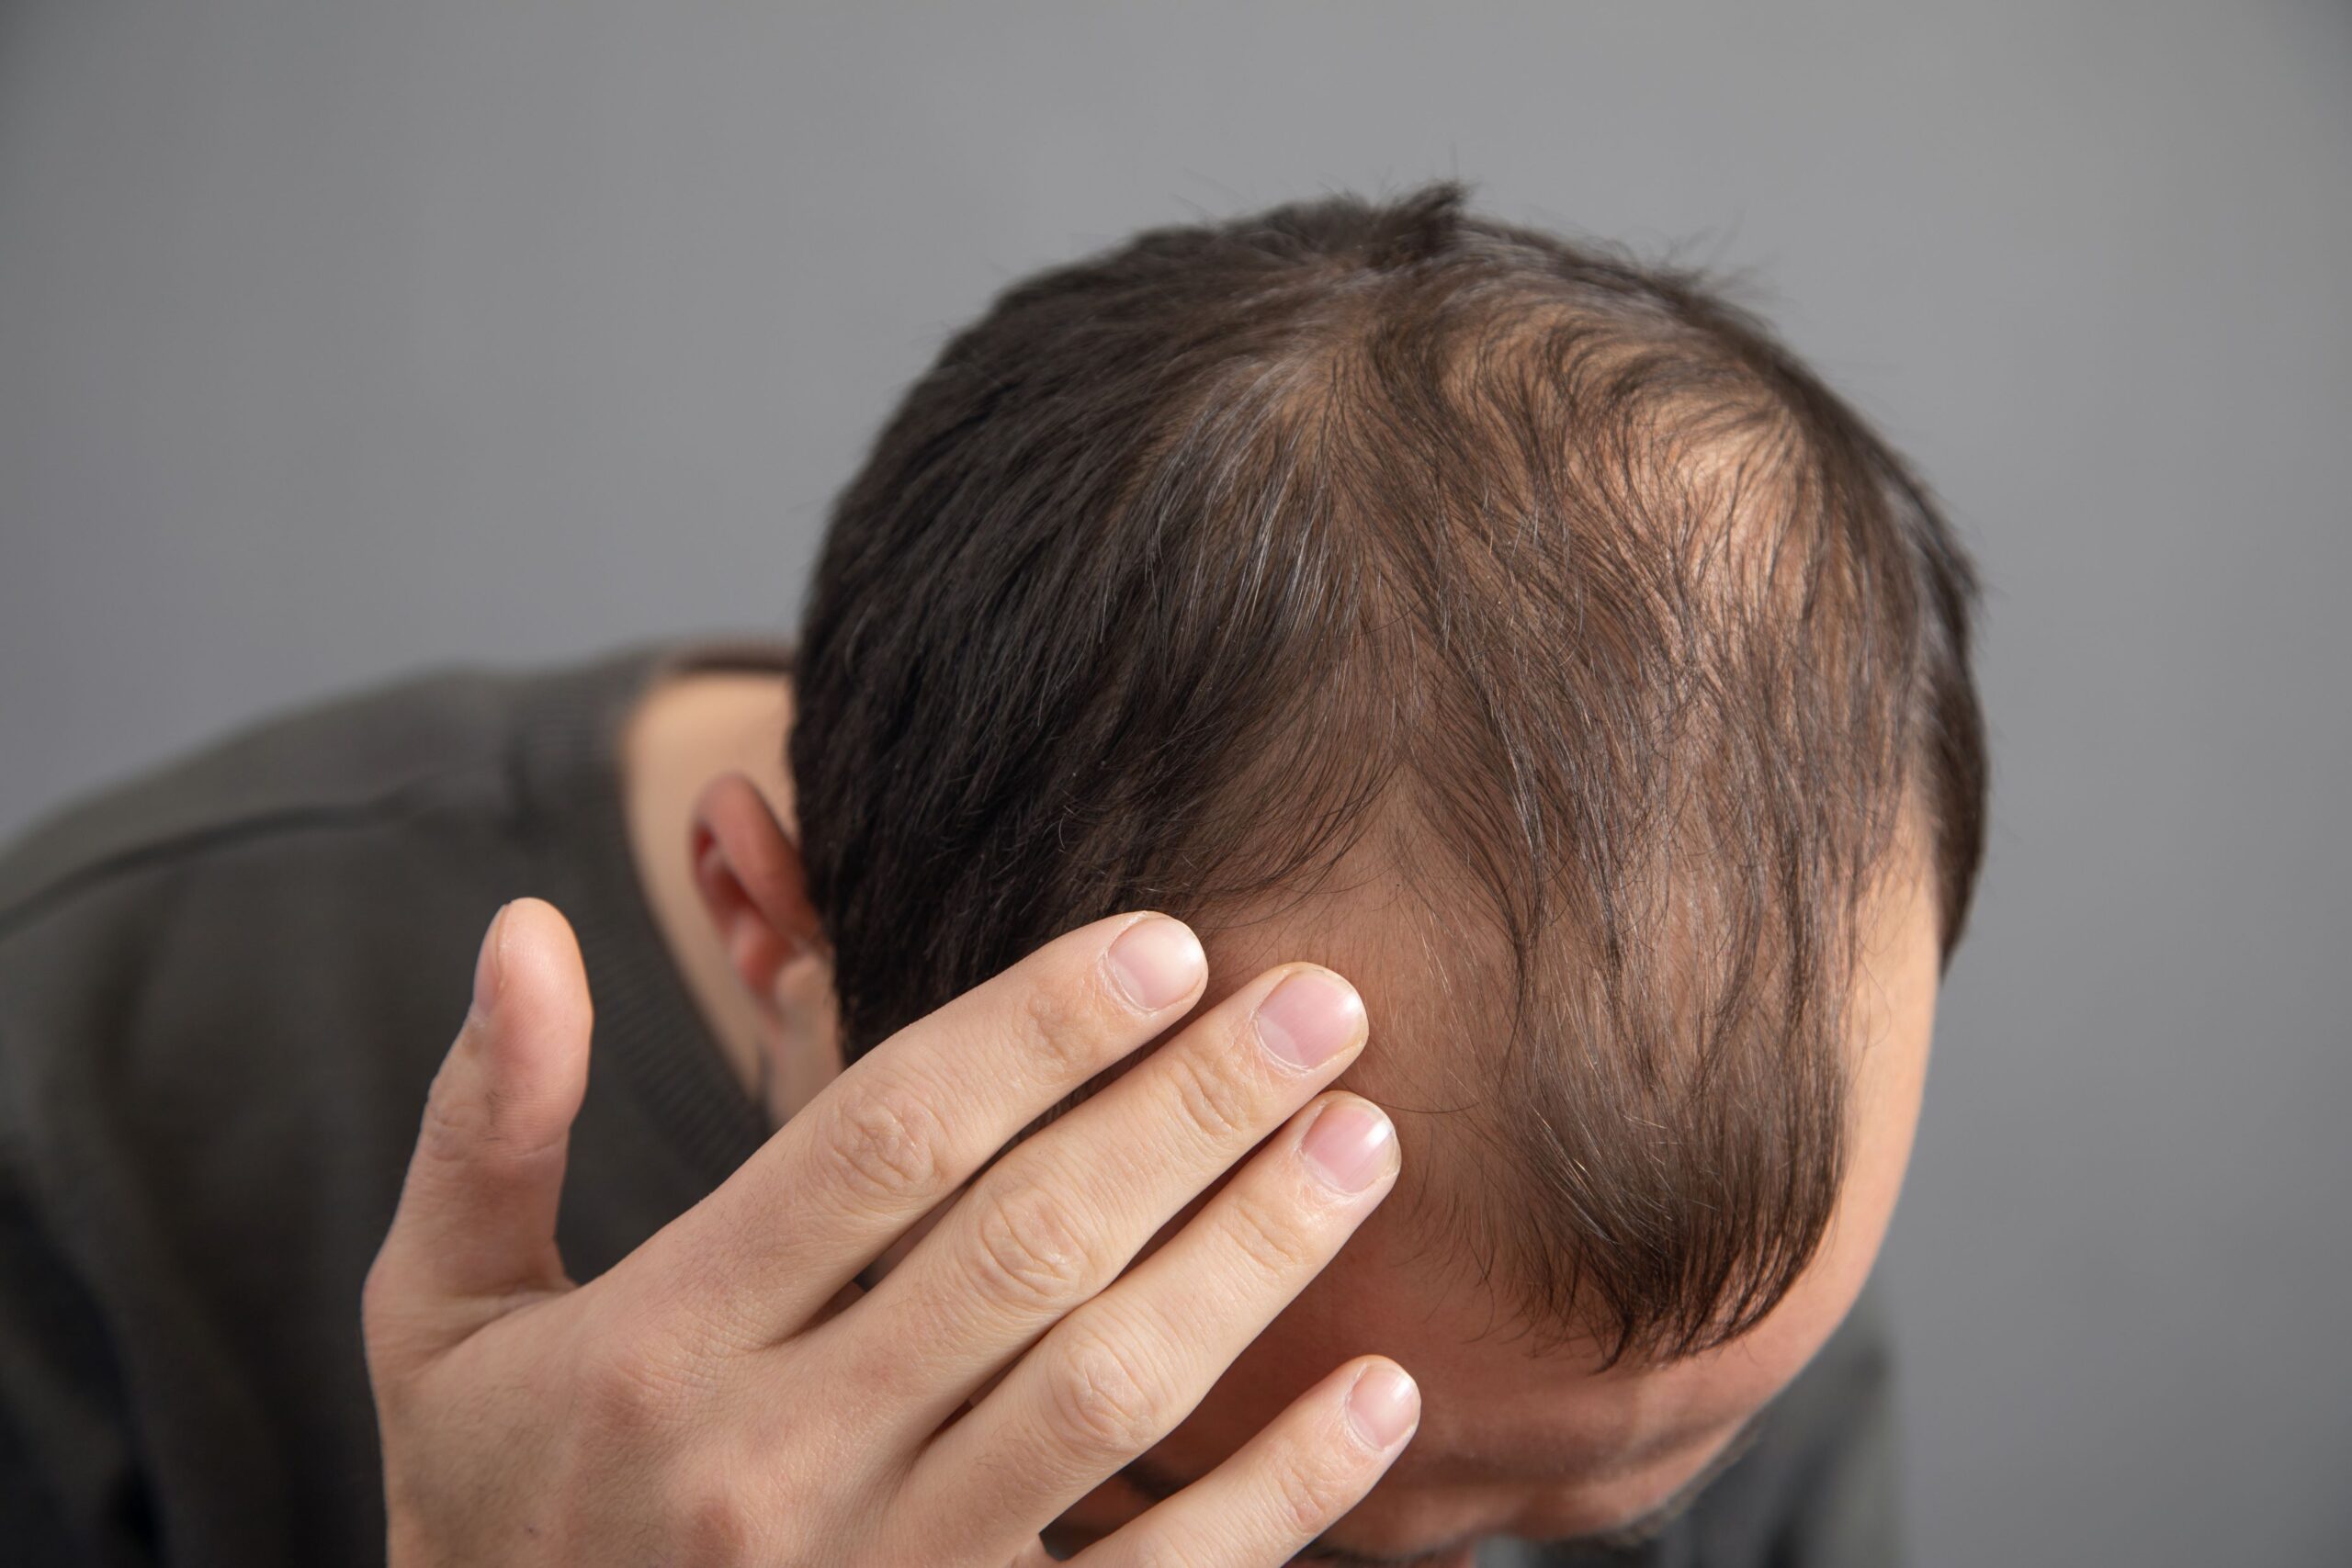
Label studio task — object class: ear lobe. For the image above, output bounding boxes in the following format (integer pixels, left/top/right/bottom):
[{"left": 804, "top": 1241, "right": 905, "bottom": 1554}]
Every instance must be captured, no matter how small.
[{"left": 687, "top": 772, "right": 822, "bottom": 1005}]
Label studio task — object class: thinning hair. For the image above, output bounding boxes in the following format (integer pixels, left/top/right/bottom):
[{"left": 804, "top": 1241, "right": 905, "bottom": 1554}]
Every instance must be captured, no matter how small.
[{"left": 788, "top": 183, "right": 1988, "bottom": 1364}]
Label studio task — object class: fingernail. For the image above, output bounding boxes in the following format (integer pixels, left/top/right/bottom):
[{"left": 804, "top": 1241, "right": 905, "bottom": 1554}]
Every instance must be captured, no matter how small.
[
  {"left": 472, "top": 902, "right": 512, "bottom": 1020},
  {"left": 1105, "top": 916, "right": 1205, "bottom": 1012},
  {"left": 1299, "top": 1099, "right": 1395, "bottom": 1193},
  {"left": 1345, "top": 1362, "right": 1420, "bottom": 1450},
  {"left": 1255, "top": 970, "right": 1365, "bottom": 1071}
]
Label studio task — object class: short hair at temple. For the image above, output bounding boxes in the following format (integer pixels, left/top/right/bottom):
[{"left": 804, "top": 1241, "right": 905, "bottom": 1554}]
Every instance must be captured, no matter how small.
[{"left": 787, "top": 182, "right": 1989, "bottom": 1366}]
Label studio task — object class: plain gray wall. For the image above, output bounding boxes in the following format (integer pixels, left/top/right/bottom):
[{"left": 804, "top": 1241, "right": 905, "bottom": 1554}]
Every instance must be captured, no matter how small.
[{"left": 3, "top": 3, "right": 2346, "bottom": 1562}]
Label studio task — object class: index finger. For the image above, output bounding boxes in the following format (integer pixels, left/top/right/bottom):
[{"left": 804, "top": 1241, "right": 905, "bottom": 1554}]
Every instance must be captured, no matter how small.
[{"left": 623, "top": 910, "right": 1208, "bottom": 1352}]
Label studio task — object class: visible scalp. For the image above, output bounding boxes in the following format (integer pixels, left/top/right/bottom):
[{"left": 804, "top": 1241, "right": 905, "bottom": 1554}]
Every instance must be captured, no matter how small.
[{"left": 789, "top": 180, "right": 1988, "bottom": 1367}]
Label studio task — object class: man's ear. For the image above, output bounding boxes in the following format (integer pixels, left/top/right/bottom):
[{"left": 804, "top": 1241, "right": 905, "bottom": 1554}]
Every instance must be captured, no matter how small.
[{"left": 687, "top": 771, "right": 824, "bottom": 1008}]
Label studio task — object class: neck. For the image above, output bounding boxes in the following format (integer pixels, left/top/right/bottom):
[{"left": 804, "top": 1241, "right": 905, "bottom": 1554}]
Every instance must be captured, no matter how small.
[{"left": 618, "top": 665, "right": 834, "bottom": 1126}]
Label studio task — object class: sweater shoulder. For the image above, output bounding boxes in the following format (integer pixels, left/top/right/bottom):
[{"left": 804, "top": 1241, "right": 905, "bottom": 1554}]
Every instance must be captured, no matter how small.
[
  {"left": 0, "top": 657, "right": 606, "bottom": 1190},
  {"left": 0, "top": 662, "right": 544, "bottom": 938}
]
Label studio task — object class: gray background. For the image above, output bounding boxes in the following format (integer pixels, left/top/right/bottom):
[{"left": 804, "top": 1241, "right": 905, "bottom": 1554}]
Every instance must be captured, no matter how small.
[{"left": 3, "top": 2, "right": 2346, "bottom": 1562}]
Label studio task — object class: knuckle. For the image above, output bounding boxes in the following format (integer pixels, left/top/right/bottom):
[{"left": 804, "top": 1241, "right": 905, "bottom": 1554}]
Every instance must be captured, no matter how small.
[
  {"left": 1264, "top": 1437, "right": 1360, "bottom": 1538},
  {"left": 819, "top": 1083, "right": 949, "bottom": 1205},
  {"left": 357, "top": 1252, "right": 395, "bottom": 1329},
  {"left": 581, "top": 1338, "right": 697, "bottom": 1439},
  {"left": 1048, "top": 1325, "right": 1170, "bottom": 1457},
  {"left": 1217, "top": 1186, "right": 1318, "bottom": 1281},
  {"left": 414, "top": 1055, "right": 487, "bottom": 1167},
  {"left": 668, "top": 1476, "right": 760, "bottom": 1567},
  {"left": 1017, "top": 970, "right": 1116, "bottom": 1078},
  {"left": 356, "top": 1262, "right": 409, "bottom": 1375},
  {"left": 967, "top": 1178, "right": 1095, "bottom": 1309},
  {"left": 1163, "top": 1037, "right": 1261, "bottom": 1145}
]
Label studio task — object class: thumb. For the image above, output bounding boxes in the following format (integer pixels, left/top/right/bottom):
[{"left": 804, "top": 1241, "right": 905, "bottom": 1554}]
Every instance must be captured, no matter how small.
[{"left": 367, "top": 897, "right": 593, "bottom": 1350}]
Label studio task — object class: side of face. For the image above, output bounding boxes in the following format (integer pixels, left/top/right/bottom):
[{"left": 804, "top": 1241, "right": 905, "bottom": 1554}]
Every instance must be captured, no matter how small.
[{"left": 1045, "top": 835, "right": 1944, "bottom": 1559}]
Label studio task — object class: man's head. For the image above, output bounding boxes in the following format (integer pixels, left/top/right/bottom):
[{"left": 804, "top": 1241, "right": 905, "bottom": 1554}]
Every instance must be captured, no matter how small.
[{"left": 752, "top": 183, "right": 1984, "bottom": 1549}]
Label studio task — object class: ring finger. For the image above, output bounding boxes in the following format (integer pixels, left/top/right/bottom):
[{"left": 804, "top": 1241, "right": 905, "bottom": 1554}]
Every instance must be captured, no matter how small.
[{"left": 895, "top": 1089, "right": 1402, "bottom": 1555}]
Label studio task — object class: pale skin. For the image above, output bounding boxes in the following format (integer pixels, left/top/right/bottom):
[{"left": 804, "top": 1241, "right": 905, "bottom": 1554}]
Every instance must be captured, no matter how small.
[{"left": 361, "top": 667, "right": 1943, "bottom": 1565}]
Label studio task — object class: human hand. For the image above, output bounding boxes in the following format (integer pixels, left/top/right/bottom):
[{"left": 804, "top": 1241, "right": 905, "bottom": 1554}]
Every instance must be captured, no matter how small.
[{"left": 361, "top": 897, "right": 1415, "bottom": 1565}]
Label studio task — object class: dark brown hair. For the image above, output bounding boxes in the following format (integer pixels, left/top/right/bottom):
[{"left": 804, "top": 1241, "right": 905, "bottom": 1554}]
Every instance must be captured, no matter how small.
[{"left": 788, "top": 183, "right": 1987, "bottom": 1364}]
